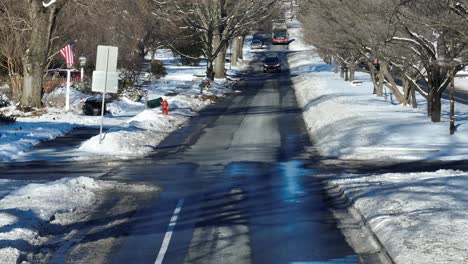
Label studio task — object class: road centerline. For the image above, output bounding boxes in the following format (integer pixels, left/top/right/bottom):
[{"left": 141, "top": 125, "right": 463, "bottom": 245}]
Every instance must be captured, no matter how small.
[{"left": 154, "top": 198, "right": 185, "bottom": 264}]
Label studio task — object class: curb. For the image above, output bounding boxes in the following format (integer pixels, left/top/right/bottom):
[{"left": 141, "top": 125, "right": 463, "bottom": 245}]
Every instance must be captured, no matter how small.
[{"left": 325, "top": 182, "right": 396, "bottom": 264}]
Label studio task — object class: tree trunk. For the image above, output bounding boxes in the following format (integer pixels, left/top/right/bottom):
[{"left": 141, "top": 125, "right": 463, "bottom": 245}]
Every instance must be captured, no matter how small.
[
  {"left": 20, "top": 1, "right": 57, "bottom": 108},
  {"left": 402, "top": 77, "right": 410, "bottom": 106},
  {"left": 368, "top": 62, "right": 379, "bottom": 95},
  {"left": 214, "top": 46, "right": 226, "bottom": 79},
  {"left": 427, "top": 74, "right": 444, "bottom": 121},
  {"left": 381, "top": 62, "right": 405, "bottom": 104},
  {"left": 411, "top": 86, "right": 417, "bottom": 108},
  {"left": 427, "top": 91, "right": 433, "bottom": 117},
  {"left": 237, "top": 36, "right": 244, "bottom": 60},
  {"left": 426, "top": 63, "right": 450, "bottom": 122},
  {"left": 213, "top": 31, "right": 226, "bottom": 79},
  {"left": 206, "top": 60, "right": 215, "bottom": 80},
  {"left": 377, "top": 65, "right": 384, "bottom": 97},
  {"left": 231, "top": 37, "right": 240, "bottom": 67},
  {"left": 344, "top": 67, "right": 349, "bottom": 81},
  {"left": 204, "top": 30, "right": 215, "bottom": 80},
  {"left": 349, "top": 63, "right": 355, "bottom": 81},
  {"left": 431, "top": 91, "right": 442, "bottom": 122}
]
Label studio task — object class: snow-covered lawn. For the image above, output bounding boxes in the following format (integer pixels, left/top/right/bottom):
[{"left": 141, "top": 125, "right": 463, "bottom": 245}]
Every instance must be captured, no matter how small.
[{"left": 288, "top": 23, "right": 468, "bottom": 263}]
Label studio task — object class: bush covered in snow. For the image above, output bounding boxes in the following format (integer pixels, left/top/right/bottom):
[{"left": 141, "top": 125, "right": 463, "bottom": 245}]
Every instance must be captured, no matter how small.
[
  {"left": 73, "top": 80, "right": 92, "bottom": 94},
  {"left": 121, "top": 86, "right": 145, "bottom": 102}
]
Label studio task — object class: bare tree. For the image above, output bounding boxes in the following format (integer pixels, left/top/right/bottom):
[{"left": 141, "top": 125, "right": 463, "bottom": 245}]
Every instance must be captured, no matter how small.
[
  {"left": 300, "top": 0, "right": 468, "bottom": 122},
  {"left": 19, "top": 0, "right": 72, "bottom": 108},
  {"left": 390, "top": 0, "right": 468, "bottom": 121},
  {"left": 160, "top": 0, "right": 279, "bottom": 80}
]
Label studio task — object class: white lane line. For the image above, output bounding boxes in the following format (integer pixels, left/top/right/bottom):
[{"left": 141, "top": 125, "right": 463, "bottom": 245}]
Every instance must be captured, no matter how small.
[{"left": 155, "top": 198, "right": 185, "bottom": 264}]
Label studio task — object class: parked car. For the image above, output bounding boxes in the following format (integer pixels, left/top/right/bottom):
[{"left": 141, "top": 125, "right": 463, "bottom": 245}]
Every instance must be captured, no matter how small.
[
  {"left": 263, "top": 57, "right": 281, "bottom": 73},
  {"left": 251, "top": 39, "right": 264, "bottom": 49}
]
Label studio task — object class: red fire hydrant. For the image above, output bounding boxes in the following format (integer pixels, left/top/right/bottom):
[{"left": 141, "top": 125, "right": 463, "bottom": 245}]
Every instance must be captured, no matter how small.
[{"left": 161, "top": 99, "right": 169, "bottom": 115}]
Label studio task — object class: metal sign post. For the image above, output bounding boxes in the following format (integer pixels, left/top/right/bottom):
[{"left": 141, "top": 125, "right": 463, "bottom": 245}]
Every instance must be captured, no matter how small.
[{"left": 91, "top": 45, "right": 119, "bottom": 144}]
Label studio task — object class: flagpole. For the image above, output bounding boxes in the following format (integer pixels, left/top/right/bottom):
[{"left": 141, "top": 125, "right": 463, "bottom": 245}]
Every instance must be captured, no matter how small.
[
  {"left": 66, "top": 68, "right": 71, "bottom": 111},
  {"left": 60, "top": 43, "right": 74, "bottom": 112}
]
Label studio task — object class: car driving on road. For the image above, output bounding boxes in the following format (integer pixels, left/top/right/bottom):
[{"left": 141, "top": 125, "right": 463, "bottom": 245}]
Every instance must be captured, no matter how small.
[
  {"left": 251, "top": 39, "right": 264, "bottom": 49},
  {"left": 263, "top": 56, "right": 281, "bottom": 73}
]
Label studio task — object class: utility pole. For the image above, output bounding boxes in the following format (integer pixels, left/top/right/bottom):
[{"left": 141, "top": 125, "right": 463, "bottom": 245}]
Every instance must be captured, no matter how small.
[{"left": 450, "top": 63, "right": 455, "bottom": 135}]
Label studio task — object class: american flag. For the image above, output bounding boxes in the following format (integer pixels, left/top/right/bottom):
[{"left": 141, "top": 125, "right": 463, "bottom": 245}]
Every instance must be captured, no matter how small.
[{"left": 59, "top": 44, "right": 74, "bottom": 68}]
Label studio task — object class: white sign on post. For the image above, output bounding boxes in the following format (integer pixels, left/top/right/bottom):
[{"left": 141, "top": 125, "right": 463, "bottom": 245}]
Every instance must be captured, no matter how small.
[
  {"left": 92, "top": 71, "right": 119, "bottom": 93},
  {"left": 92, "top": 45, "right": 118, "bottom": 93},
  {"left": 91, "top": 45, "right": 119, "bottom": 144}
]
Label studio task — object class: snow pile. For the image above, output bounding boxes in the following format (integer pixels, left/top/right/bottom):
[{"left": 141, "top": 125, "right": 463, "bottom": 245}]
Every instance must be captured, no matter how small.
[
  {"left": 78, "top": 92, "right": 223, "bottom": 159},
  {"left": 78, "top": 108, "right": 189, "bottom": 158},
  {"left": 166, "top": 94, "right": 212, "bottom": 113},
  {"left": 0, "top": 177, "right": 100, "bottom": 222},
  {"left": 0, "top": 177, "right": 102, "bottom": 263},
  {"left": 331, "top": 170, "right": 468, "bottom": 263},
  {"left": 42, "top": 86, "right": 88, "bottom": 113},
  {"left": 107, "top": 97, "right": 145, "bottom": 116}
]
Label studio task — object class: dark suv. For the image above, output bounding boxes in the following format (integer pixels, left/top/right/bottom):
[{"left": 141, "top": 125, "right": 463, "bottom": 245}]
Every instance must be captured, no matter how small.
[{"left": 263, "top": 57, "right": 281, "bottom": 73}]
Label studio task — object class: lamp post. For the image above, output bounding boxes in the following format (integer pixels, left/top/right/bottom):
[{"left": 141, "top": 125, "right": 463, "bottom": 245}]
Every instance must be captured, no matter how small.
[{"left": 78, "top": 56, "right": 87, "bottom": 82}]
